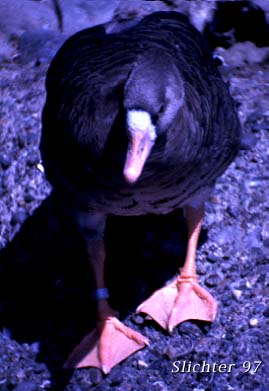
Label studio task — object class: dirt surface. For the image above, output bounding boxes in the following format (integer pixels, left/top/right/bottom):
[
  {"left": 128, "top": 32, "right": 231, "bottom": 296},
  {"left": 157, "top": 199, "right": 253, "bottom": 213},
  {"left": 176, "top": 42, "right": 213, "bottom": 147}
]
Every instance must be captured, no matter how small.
[{"left": 0, "top": 44, "right": 268, "bottom": 391}]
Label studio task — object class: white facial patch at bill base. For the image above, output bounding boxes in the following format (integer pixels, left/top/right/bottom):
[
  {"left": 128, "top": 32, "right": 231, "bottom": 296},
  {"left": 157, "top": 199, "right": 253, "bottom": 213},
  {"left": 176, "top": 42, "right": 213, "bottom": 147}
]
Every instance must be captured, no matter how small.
[{"left": 127, "top": 110, "right": 157, "bottom": 141}]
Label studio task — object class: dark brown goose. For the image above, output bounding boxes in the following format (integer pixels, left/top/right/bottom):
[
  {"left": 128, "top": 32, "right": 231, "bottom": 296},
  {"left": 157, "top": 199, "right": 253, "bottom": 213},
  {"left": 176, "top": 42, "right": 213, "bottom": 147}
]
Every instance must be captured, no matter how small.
[{"left": 40, "top": 11, "right": 241, "bottom": 373}]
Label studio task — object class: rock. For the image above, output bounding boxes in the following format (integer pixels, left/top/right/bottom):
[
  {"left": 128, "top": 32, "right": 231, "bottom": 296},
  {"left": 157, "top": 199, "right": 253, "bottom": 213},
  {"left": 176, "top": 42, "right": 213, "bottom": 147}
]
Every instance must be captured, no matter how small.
[
  {"left": 240, "top": 133, "right": 258, "bottom": 150},
  {"left": 204, "top": 1, "right": 269, "bottom": 48},
  {"left": 0, "top": 0, "right": 57, "bottom": 37},
  {"left": 232, "top": 289, "right": 242, "bottom": 301},
  {"left": 137, "top": 359, "right": 149, "bottom": 369},
  {"left": 88, "top": 368, "right": 102, "bottom": 385},
  {"left": 152, "top": 380, "right": 168, "bottom": 391},
  {"left": 205, "top": 273, "right": 220, "bottom": 287},
  {"left": 214, "top": 42, "right": 269, "bottom": 68},
  {"left": 132, "top": 313, "right": 145, "bottom": 325},
  {"left": 249, "top": 318, "right": 259, "bottom": 327},
  {"left": 109, "top": 367, "right": 123, "bottom": 385},
  {"left": 12, "top": 381, "right": 36, "bottom": 391},
  {"left": 261, "top": 222, "right": 269, "bottom": 247},
  {"left": 206, "top": 254, "right": 221, "bottom": 263},
  {"left": 244, "top": 176, "right": 269, "bottom": 191},
  {"left": 19, "top": 30, "right": 67, "bottom": 64},
  {"left": 61, "top": 0, "right": 121, "bottom": 34},
  {"left": 178, "top": 322, "right": 203, "bottom": 338},
  {"left": 187, "top": 0, "right": 216, "bottom": 31},
  {"left": 10, "top": 210, "right": 28, "bottom": 226},
  {"left": 109, "top": 0, "right": 216, "bottom": 33},
  {"left": 0, "top": 153, "right": 12, "bottom": 169},
  {"left": 0, "top": 32, "right": 16, "bottom": 62}
]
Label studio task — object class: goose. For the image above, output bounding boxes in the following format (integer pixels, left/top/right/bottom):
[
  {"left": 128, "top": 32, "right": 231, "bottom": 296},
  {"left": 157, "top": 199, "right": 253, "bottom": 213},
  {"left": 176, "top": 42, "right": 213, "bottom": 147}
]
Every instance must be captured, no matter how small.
[{"left": 40, "top": 11, "right": 241, "bottom": 374}]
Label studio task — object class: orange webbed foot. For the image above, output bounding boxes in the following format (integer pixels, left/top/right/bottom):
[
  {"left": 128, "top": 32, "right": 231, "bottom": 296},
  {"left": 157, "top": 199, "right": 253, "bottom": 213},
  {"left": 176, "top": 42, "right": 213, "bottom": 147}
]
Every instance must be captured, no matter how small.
[
  {"left": 137, "top": 276, "right": 217, "bottom": 333},
  {"left": 64, "top": 316, "right": 149, "bottom": 374}
]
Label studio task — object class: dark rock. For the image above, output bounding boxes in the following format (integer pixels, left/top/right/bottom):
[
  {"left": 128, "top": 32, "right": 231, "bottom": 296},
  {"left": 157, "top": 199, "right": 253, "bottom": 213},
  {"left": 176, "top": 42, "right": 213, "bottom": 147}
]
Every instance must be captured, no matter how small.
[
  {"left": 227, "top": 205, "right": 240, "bottom": 218},
  {"left": 178, "top": 322, "right": 203, "bottom": 338},
  {"left": 196, "top": 262, "right": 208, "bottom": 275},
  {"left": 131, "top": 313, "right": 145, "bottom": 325},
  {"left": 240, "top": 133, "right": 258, "bottom": 150},
  {"left": 250, "top": 247, "right": 265, "bottom": 264},
  {"left": 214, "top": 42, "right": 269, "bottom": 68},
  {"left": 151, "top": 380, "right": 168, "bottom": 391},
  {"left": 19, "top": 30, "right": 67, "bottom": 64},
  {"left": 24, "top": 193, "right": 35, "bottom": 203},
  {"left": 0, "top": 153, "right": 12, "bottom": 169},
  {"left": 219, "top": 340, "right": 234, "bottom": 357},
  {"left": 205, "top": 273, "right": 220, "bottom": 287},
  {"left": 204, "top": 1, "right": 269, "bottom": 49},
  {"left": 252, "top": 122, "right": 269, "bottom": 132},
  {"left": 27, "top": 151, "right": 40, "bottom": 166},
  {"left": 88, "top": 368, "right": 103, "bottom": 385},
  {"left": 221, "top": 292, "right": 232, "bottom": 307},
  {"left": 109, "top": 368, "right": 123, "bottom": 386},
  {"left": 261, "top": 222, "right": 269, "bottom": 247},
  {"left": 11, "top": 210, "right": 28, "bottom": 226},
  {"left": 13, "top": 381, "right": 37, "bottom": 391},
  {"left": 70, "top": 386, "right": 83, "bottom": 391},
  {"left": 206, "top": 254, "right": 220, "bottom": 263}
]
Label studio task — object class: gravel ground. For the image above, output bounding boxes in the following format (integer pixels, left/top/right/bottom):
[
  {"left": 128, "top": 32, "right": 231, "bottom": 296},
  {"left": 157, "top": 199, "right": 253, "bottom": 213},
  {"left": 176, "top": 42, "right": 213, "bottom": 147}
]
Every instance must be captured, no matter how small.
[{"left": 0, "top": 52, "right": 268, "bottom": 390}]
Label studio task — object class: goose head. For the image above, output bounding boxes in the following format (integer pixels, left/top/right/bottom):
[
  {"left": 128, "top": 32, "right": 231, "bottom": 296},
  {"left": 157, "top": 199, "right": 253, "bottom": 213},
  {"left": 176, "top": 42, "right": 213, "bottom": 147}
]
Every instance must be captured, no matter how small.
[{"left": 123, "top": 50, "right": 184, "bottom": 184}]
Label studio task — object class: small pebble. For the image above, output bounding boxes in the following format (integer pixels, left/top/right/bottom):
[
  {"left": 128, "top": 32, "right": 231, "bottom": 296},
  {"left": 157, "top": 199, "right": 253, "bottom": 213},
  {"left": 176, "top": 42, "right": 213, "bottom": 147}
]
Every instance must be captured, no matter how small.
[
  {"left": 109, "top": 368, "right": 123, "bottom": 386},
  {"left": 39, "top": 380, "right": 51, "bottom": 389},
  {"left": 178, "top": 322, "right": 202, "bottom": 338},
  {"left": 165, "top": 345, "right": 177, "bottom": 360},
  {"left": 249, "top": 318, "right": 259, "bottom": 327},
  {"left": 232, "top": 289, "right": 242, "bottom": 301},
  {"left": 220, "top": 292, "right": 232, "bottom": 307},
  {"left": 137, "top": 359, "right": 148, "bottom": 369},
  {"left": 10, "top": 210, "right": 27, "bottom": 226},
  {"left": 27, "top": 151, "right": 40, "bottom": 166},
  {"left": 132, "top": 313, "right": 145, "bottom": 325},
  {"left": 252, "top": 122, "right": 269, "bottom": 132},
  {"left": 152, "top": 381, "right": 168, "bottom": 391},
  {"left": 219, "top": 340, "right": 234, "bottom": 357},
  {"left": 13, "top": 381, "right": 36, "bottom": 391},
  {"left": 240, "top": 133, "right": 258, "bottom": 150},
  {"left": 244, "top": 176, "right": 269, "bottom": 190},
  {"left": 261, "top": 222, "right": 269, "bottom": 247},
  {"left": 88, "top": 368, "right": 102, "bottom": 385},
  {"left": 254, "top": 304, "right": 265, "bottom": 314},
  {"left": 70, "top": 386, "right": 83, "bottom": 391},
  {"left": 24, "top": 193, "right": 35, "bottom": 202},
  {"left": 205, "top": 273, "right": 220, "bottom": 287},
  {"left": 37, "top": 162, "right": 45, "bottom": 173},
  {"left": 196, "top": 262, "right": 208, "bottom": 275},
  {"left": 227, "top": 206, "right": 240, "bottom": 218},
  {"left": 0, "top": 153, "right": 12, "bottom": 168},
  {"left": 206, "top": 254, "right": 220, "bottom": 263},
  {"left": 250, "top": 247, "right": 265, "bottom": 264}
]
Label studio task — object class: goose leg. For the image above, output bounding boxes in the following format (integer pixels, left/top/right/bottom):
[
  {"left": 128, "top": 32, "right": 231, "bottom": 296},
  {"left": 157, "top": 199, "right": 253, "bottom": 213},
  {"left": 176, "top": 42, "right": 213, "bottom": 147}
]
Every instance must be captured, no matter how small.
[
  {"left": 137, "top": 205, "right": 217, "bottom": 332},
  {"left": 64, "top": 213, "right": 148, "bottom": 374}
]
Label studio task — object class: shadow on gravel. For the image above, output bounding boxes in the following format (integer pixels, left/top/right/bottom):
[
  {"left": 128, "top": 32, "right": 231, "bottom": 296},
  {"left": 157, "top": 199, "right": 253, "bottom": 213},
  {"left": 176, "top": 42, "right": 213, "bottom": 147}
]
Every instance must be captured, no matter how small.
[{"left": 0, "top": 193, "right": 206, "bottom": 389}]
